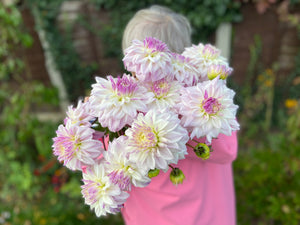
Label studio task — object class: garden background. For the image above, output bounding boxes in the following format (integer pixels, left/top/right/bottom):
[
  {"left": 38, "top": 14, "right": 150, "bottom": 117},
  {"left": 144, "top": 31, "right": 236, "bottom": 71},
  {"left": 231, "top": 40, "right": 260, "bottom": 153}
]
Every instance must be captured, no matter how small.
[{"left": 1, "top": 0, "right": 300, "bottom": 224}]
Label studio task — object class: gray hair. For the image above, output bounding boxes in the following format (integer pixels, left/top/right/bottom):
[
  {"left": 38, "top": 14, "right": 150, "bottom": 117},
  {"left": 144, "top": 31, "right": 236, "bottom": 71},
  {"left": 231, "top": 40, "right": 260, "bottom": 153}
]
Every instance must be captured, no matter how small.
[{"left": 122, "top": 5, "right": 192, "bottom": 54}]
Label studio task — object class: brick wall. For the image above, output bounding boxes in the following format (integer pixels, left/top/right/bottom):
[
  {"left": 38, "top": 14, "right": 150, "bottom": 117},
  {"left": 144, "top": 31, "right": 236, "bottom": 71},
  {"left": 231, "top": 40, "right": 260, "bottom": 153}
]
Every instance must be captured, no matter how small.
[
  {"left": 21, "top": 8, "right": 51, "bottom": 85},
  {"left": 231, "top": 4, "right": 300, "bottom": 85},
  {"left": 57, "top": 1, "right": 122, "bottom": 79}
]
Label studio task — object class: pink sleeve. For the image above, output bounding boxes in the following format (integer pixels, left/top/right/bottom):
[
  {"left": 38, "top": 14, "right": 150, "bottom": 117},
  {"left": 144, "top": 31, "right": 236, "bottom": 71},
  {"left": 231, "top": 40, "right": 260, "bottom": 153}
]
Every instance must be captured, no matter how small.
[
  {"left": 205, "top": 131, "right": 238, "bottom": 164},
  {"left": 185, "top": 131, "right": 238, "bottom": 164}
]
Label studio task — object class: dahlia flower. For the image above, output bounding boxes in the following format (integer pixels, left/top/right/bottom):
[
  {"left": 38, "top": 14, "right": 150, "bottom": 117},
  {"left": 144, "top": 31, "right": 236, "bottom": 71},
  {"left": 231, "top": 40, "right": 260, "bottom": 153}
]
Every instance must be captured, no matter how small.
[
  {"left": 52, "top": 122, "right": 104, "bottom": 171},
  {"left": 207, "top": 64, "right": 233, "bottom": 80},
  {"left": 125, "top": 109, "right": 189, "bottom": 171},
  {"left": 89, "top": 74, "right": 154, "bottom": 132},
  {"left": 123, "top": 37, "right": 173, "bottom": 82},
  {"left": 170, "top": 53, "right": 198, "bottom": 86},
  {"left": 182, "top": 43, "right": 228, "bottom": 81},
  {"left": 81, "top": 163, "right": 129, "bottom": 217},
  {"left": 65, "top": 99, "right": 95, "bottom": 127},
  {"left": 177, "top": 78, "right": 240, "bottom": 143},
  {"left": 145, "top": 78, "right": 182, "bottom": 111},
  {"left": 104, "top": 136, "right": 151, "bottom": 191}
]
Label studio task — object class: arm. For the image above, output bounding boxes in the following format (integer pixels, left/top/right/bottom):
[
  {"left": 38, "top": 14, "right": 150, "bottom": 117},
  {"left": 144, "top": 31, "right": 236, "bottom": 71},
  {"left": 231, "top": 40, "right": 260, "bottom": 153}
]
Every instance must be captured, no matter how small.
[
  {"left": 205, "top": 131, "right": 238, "bottom": 164},
  {"left": 186, "top": 131, "right": 238, "bottom": 164}
]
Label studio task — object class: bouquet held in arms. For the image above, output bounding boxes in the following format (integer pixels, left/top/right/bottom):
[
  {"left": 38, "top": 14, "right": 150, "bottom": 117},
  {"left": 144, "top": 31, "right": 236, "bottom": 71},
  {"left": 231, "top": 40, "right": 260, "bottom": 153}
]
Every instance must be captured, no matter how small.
[{"left": 52, "top": 37, "right": 240, "bottom": 217}]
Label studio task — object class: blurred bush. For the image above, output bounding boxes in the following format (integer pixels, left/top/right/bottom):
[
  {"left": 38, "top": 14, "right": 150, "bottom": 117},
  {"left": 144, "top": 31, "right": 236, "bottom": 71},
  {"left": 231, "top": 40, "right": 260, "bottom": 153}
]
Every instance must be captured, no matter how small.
[
  {"left": 235, "top": 100, "right": 300, "bottom": 224},
  {"left": 0, "top": 3, "right": 123, "bottom": 225},
  {"left": 232, "top": 12, "right": 300, "bottom": 222}
]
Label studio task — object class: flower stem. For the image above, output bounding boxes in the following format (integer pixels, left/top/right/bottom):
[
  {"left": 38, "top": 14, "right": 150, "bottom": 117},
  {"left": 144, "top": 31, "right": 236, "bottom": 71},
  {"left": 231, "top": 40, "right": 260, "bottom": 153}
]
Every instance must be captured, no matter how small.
[
  {"left": 186, "top": 143, "right": 194, "bottom": 149},
  {"left": 191, "top": 139, "right": 200, "bottom": 144},
  {"left": 169, "top": 165, "right": 174, "bottom": 170},
  {"left": 102, "top": 137, "right": 107, "bottom": 151}
]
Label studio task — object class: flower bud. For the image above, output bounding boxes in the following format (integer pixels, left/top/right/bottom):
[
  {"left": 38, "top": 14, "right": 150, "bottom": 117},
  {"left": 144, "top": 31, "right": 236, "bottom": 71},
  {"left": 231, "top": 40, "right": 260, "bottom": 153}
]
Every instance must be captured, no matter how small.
[
  {"left": 194, "top": 143, "right": 211, "bottom": 160},
  {"left": 148, "top": 168, "right": 160, "bottom": 178},
  {"left": 207, "top": 64, "right": 233, "bottom": 80},
  {"left": 170, "top": 167, "right": 185, "bottom": 185}
]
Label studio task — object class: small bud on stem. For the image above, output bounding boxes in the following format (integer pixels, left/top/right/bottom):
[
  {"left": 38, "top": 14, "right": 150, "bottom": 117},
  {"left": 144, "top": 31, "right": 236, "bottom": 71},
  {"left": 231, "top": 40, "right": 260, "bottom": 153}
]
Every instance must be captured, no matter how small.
[
  {"left": 148, "top": 168, "right": 160, "bottom": 178},
  {"left": 170, "top": 167, "right": 185, "bottom": 185},
  {"left": 194, "top": 143, "right": 211, "bottom": 160}
]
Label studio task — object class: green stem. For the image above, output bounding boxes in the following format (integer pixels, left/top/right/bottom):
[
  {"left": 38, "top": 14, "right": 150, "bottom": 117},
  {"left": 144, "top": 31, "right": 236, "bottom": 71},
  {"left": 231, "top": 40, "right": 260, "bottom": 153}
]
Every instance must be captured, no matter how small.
[
  {"left": 191, "top": 139, "right": 200, "bottom": 144},
  {"left": 186, "top": 143, "right": 194, "bottom": 149}
]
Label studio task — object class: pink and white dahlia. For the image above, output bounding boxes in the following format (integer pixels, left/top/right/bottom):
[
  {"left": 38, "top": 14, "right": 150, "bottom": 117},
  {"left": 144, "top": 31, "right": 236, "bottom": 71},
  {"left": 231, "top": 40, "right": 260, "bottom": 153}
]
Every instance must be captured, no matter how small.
[
  {"left": 65, "top": 99, "right": 95, "bottom": 127},
  {"left": 104, "top": 136, "right": 151, "bottom": 191},
  {"left": 145, "top": 78, "right": 182, "bottom": 111},
  {"left": 81, "top": 163, "right": 129, "bottom": 217},
  {"left": 89, "top": 74, "right": 154, "bottom": 132},
  {"left": 52, "top": 122, "right": 104, "bottom": 171},
  {"left": 125, "top": 109, "right": 189, "bottom": 171},
  {"left": 123, "top": 37, "right": 173, "bottom": 82},
  {"left": 170, "top": 53, "right": 198, "bottom": 86},
  {"left": 177, "top": 78, "right": 240, "bottom": 143},
  {"left": 207, "top": 64, "right": 233, "bottom": 80},
  {"left": 182, "top": 43, "right": 228, "bottom": 81}
]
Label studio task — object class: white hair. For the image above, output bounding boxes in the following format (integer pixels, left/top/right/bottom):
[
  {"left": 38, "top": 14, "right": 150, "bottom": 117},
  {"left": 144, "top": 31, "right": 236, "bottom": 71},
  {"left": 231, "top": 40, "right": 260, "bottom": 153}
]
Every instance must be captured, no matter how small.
[{"left": 122, "top": 5, "right": 192, "bottom": 54}]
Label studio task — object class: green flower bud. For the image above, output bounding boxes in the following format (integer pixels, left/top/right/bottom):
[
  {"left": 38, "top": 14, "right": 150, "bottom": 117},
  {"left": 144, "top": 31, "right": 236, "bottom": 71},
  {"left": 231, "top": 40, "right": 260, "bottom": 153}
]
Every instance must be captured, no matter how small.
[
  {"left": 170, "top": 167, "right": 185, "bottom": 185},
  {"left": 148, "top": 168, "right": 160, "bottom": 178},
  {"left": 194, "top": 143, "right": 211, "bottom": 160}
]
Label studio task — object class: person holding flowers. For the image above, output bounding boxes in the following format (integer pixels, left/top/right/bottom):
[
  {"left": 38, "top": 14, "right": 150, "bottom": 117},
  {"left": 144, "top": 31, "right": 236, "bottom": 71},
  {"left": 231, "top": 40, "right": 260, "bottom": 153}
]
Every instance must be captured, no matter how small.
[
  {"left": 52, "top": 4, "right": 240, "bottom": 225},
  {"left": 120, "top": 5, "right": 239, "bottom": 225}
]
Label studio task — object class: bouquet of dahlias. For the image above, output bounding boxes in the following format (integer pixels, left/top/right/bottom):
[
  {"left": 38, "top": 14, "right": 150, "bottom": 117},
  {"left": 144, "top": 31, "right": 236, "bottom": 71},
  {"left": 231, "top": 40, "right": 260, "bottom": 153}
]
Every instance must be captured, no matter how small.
[{"left": 52, "top": 37, "right": 240, "bottom": 217}]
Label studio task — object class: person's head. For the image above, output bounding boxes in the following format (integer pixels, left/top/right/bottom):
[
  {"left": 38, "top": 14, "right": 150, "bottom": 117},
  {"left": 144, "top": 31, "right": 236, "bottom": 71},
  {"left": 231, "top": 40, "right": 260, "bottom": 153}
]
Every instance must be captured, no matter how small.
[{"left": 122, "top": 5, "right": 192, "bottom": 54}]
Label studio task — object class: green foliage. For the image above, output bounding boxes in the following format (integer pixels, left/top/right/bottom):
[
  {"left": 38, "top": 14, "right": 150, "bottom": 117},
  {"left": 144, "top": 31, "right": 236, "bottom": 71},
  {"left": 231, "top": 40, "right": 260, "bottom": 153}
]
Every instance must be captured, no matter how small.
[
  {"left": 286, "top": 102, "right": 300, "bottom": 143},
  {"left": 234, "top": 128, "right": 300, "bottom": 225},
  {"left": 0, "top": 4, "right": 33, "bottom": 80},
  {"left": 233, "top": 31, "right": 300, "bottom": 224},
  {"left": 89, "top": 0, "right": 242, "bottom": 58},
  {"left": 283, "top": 52, "right": 300, "bottom": 99},
  {"left": 230, "top": 35, "right": 283, "bottom": 143},
  {"left": 0, "top": 3, "right": 124, "bottom": 224},
  {"left": 290, "top": 0, "right": 300, "bottom": 5}
]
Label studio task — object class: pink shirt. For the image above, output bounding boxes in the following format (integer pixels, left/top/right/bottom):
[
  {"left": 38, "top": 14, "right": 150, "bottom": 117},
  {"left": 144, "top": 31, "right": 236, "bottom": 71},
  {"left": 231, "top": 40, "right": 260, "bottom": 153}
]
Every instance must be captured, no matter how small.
[{"left": 122, "top": 132, "right": 238, "bottom": 225}]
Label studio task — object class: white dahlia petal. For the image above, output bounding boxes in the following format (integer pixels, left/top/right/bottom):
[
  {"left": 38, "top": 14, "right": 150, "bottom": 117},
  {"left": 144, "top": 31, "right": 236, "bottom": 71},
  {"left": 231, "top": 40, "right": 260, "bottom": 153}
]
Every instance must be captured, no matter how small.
[
  {"left": 52, "top": 123, "right": 104, "bottom": 171},
  {"left": 143, "top": 78, "right": 183, "bottom": 112},
  {"left": 65, "top": 99, "right": 95, "bottom": 127},
  {"left": 81, "top": 163, "right": 129, "bottom": 217},
  {"left": 89, "top": 74, "right": 154, "bottom": 132},
  {"left": 125, "top": 110, "right": 189, "bottom": 171},
  {"left": 182, "top": 43, "right": 229, "bottom": 82},
  {"left": 104, "top": 136, "right": 151, "bottom": 190},
  {"left": 123, "top": 37, "right": 173, "bottom": 82},
  {"left": 170, "top": 53, "right": 199, "bottom": 86},
  {"left": 177, "top": 78, "right": 240, "bottom": 143}
]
